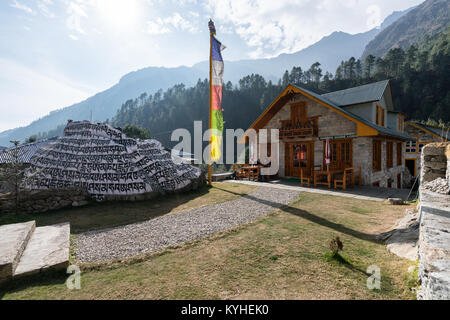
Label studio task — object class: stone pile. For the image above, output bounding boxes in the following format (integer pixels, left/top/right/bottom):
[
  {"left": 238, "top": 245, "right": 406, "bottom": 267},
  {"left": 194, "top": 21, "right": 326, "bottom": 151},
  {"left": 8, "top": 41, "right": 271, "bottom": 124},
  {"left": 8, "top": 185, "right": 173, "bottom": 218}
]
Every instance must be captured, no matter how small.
[
  {"left": 420, "top": 143, "right": 447, "bottom": 184},
  {"left": 422, "top": 177, "right": 450, "bottom": 195}
]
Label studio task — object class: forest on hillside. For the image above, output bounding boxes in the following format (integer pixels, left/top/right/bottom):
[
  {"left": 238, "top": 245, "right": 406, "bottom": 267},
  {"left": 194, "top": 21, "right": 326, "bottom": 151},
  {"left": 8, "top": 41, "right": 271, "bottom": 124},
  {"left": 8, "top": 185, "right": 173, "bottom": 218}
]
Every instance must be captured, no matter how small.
[{"left": 108, "top": 26, "right": 449, "bottom": 148}]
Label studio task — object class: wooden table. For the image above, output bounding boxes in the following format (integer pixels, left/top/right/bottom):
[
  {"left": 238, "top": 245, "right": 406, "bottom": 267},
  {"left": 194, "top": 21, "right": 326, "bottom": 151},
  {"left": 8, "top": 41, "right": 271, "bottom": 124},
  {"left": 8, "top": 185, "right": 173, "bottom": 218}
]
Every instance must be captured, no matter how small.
[
  {"left": 241, "top": 166, "right": 261, "bottom": 181},
  {"left": 314, "top": 170, "right": 343, "bottom": 188}
]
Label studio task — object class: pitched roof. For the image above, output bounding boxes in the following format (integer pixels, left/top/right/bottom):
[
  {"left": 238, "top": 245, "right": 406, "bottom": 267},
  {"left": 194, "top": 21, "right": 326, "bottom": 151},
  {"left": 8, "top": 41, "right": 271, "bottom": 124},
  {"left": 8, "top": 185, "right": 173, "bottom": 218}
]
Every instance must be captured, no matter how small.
[
  {"left": 294, "top": 84, "right": 412, "bottom": 140},
  {"left": 321, "top": 80, "right": 390, "bottom": 107},
  {"left": 243, "top": 83, "right": 412, "bottom": 141},
  {"left": 0, "top": 137, "right": 58, "bottom": 164},
  {"left": 407, "top": 121, "right": 449, "bottom": 141}
]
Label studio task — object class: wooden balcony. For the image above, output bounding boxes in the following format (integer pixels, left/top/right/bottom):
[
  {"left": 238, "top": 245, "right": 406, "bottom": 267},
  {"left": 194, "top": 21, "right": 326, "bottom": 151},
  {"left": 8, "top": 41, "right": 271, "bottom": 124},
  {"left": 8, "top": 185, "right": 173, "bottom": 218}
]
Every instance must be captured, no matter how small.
[{"left": 279, "top": 117, "right": 318, "bottom": 139}]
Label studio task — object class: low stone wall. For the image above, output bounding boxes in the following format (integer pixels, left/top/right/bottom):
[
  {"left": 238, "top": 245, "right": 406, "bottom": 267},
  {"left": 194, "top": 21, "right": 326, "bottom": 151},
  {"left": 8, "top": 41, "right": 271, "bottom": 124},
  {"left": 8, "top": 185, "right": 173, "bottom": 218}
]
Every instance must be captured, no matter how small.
[
  {"left": 447, "top": 145, "right": 450, "bottom": 187},
  {"left": 0, "top": 188, "right": 89, "bottom": 214},
  {"left": 0, "top": 173, "right": 206, "bottom": 214},
  {"left": 417, "top": 143, "right": 450, "bottom": 300}
]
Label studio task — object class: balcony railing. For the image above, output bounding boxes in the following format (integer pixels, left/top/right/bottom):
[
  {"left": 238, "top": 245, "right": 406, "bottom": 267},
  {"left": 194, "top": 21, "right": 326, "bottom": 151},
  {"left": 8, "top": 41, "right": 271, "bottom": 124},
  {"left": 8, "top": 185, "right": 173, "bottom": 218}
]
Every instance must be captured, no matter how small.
[{"left": 279, "top": 117, "right": 318, "bottom": 139}]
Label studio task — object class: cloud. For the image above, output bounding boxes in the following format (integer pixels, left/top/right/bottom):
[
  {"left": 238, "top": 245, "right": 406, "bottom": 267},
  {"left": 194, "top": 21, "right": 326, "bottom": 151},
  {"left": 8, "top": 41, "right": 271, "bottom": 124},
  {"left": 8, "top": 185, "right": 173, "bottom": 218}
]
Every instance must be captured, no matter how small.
[
  {"left": 146, "top": 20, "right": 171, "bottom": 35},
  {"left": 146, "top": 12, "right": 199, "bottom": 35},
  {"left": 69, "top": 34, "right": 79, "bottom": 40},
  {"left": 37, "top": 0, "right": 55, "bottom": 18},
  {"left": 66, "top": 1, "right": 88, "bottom": 35},
  {"left": 205, "top": 0, "right": 423, "bottom": 58},
  {"left": 164, "top": 13, "right": 198, "bottom": 33},
  {"left": 10, "top": 0, "right": 35, "bottom": 15}
]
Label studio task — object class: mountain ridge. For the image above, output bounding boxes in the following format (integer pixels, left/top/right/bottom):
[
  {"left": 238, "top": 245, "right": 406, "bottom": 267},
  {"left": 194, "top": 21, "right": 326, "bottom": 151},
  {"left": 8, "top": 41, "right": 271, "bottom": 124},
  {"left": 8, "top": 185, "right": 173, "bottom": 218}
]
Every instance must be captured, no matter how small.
[{"left": 362, "top": 0, "right": 449, "bottom": 58}]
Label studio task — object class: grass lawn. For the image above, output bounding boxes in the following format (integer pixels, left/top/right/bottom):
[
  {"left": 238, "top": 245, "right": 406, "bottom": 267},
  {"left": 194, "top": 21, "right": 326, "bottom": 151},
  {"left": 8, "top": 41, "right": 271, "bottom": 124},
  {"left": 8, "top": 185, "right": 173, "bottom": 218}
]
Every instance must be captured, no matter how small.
[
  {"left": 0, "top": 182, "right": 256, "bottom": 233},
  {"left": 0, "top": 187, "right": 417, "bottom": 300}
]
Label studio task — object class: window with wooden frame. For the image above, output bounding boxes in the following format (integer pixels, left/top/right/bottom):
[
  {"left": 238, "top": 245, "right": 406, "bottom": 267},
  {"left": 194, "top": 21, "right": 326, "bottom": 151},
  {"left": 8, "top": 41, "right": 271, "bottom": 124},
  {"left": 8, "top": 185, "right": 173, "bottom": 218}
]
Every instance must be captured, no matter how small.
[
  {"left": 376, "top": 105, "right": 385, "bottom": 127},
  {"left": 323, "top": 139, "right": 353, "bottom": 170},
  {"left": 406, "top": 137, "right": 417, "bottom": 153},
  {"left": 373, "top": 140, "right": 382, "bottom": 171},
  {"left": 396, "top": 142, "right": 402, "bottom": 166},
  {"left": 290, "top": 102, "right": 307, "bottom": 125},
  {"left": 386, "top": 141, "right": 393, "bottom": 168}
]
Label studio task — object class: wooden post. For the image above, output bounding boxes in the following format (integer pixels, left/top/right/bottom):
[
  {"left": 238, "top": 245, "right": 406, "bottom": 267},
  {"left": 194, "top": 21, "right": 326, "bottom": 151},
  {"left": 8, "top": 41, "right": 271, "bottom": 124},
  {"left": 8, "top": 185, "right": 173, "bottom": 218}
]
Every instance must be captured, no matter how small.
[{"left": 208, "top": 30, "right": 213, "bottom": 186}]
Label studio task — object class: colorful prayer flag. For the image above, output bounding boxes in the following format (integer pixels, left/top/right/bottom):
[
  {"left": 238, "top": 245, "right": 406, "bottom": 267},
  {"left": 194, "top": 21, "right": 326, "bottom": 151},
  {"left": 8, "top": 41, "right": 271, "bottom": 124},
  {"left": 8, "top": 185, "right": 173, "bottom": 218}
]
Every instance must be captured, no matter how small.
[{"left": 210, "top": 34, "right": 225, "bottom": 162}]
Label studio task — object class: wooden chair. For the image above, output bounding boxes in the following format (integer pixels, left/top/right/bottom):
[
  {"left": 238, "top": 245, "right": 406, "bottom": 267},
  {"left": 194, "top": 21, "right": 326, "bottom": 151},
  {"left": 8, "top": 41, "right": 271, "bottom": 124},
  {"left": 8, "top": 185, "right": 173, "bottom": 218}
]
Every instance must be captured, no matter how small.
[
  {"left": 353, "top": 166, "right": 362, "bottom": 185},
  {"left": 248, "top": 166, "right": 260, "bottom": 181},
  {"left": 334, "top": 168, "right": 354, "bottom": 190},
  {"left": 300, "top": 168, "right": 311, "bottom": 187}
]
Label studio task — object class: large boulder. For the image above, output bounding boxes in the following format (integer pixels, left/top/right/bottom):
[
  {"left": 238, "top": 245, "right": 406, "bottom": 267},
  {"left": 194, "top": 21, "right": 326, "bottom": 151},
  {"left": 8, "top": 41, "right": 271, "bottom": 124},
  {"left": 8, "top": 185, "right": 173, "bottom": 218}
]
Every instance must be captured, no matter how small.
[{"left": 22, "top": 121, "right": 203, "bottom": 201}]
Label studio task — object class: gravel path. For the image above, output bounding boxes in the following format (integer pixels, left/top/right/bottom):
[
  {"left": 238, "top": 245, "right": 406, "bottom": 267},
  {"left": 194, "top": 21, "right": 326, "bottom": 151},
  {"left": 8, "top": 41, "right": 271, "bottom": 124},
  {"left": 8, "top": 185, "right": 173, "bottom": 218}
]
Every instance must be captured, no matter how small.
[{"left": 73, "top": 187, "right": 300, "bottom": 262}]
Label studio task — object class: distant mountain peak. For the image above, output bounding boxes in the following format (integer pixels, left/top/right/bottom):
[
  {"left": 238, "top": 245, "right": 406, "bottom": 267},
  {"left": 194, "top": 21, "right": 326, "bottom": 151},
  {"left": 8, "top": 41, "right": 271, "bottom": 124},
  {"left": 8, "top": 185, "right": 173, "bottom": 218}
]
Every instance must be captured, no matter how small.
[{"left": 362, "top": 0, "right": 449, "bottom": 58}]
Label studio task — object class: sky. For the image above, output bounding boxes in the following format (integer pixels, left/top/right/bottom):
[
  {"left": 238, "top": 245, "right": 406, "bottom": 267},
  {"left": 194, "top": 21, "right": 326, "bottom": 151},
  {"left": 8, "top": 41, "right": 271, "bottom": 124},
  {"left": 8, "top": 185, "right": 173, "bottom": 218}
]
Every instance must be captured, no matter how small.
[{"left": 0, "top": 0, "right": 425, "bottom": 132}]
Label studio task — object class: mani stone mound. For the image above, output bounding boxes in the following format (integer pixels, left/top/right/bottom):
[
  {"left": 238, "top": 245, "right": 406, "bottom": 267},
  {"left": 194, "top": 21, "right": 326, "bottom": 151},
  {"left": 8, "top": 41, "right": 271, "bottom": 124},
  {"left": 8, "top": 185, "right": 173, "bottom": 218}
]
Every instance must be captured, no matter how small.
[{"left": 22, "top": 121, "right": 203, "bottom": 201}]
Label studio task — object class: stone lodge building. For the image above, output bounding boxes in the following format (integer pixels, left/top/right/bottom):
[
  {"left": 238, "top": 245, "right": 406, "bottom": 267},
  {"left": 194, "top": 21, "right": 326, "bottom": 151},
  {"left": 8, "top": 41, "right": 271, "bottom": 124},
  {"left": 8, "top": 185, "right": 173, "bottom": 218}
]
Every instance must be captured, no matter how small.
[{"left": 242, "top": 80, "right": 413, "bottom": 188}]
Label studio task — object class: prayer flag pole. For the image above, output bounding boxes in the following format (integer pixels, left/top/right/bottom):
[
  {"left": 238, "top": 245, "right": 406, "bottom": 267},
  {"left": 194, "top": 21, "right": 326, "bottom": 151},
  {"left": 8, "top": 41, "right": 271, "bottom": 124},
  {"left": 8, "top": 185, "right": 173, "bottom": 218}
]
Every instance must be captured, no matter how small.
[
  {"left": 207, "top": 19, "right": 225, "bottom": 185},
  {"left": 208, "top": 19, "right": 214, "bottom": 186}
]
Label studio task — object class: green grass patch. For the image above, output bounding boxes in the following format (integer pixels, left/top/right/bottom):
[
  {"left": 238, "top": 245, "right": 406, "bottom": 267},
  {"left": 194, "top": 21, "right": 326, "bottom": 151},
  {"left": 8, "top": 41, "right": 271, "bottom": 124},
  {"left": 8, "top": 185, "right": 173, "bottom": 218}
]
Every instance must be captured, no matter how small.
[{"left": 349, "top": 206, "right": 372, "bottom": 214}]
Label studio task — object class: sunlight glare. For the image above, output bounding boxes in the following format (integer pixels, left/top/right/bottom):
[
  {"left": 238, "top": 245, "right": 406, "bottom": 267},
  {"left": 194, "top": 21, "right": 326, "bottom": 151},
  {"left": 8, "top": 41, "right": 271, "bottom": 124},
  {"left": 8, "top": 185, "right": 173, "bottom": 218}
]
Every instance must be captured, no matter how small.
[{"left": 96, "top": 0, "right": 141, "bottom": 31}]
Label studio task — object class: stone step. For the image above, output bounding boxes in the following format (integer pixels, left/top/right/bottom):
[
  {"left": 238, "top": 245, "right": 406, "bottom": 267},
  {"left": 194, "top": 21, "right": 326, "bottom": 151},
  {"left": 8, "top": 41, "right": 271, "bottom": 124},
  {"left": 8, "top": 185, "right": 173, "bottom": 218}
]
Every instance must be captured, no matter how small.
[
  {"left": 14, "top": 223, "right": 70, "bottom": 278},
  {"left": 0, "top": 221, "right": 36, "bottom": 282}
]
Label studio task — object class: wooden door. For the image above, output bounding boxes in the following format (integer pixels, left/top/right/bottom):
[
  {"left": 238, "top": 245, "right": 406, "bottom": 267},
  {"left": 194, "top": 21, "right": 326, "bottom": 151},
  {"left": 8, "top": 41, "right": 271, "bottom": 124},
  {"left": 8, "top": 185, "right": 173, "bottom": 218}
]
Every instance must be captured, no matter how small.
[
  {"left": 323, "top": 139, "right": 353, "bottom": 170},
  {"left": 285, "top": 142, "right": 313, "bottom": 177}
]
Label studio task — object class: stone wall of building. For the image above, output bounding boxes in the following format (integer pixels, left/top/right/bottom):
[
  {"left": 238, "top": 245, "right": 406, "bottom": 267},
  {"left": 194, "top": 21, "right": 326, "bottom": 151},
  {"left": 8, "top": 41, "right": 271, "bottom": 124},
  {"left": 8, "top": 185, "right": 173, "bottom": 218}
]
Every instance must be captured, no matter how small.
[
  {"left": 261, "top": 93, "right": 356, "bottom": 178},
  {"left": 367, "top": 139, "right": 405, "bottom": 188},
  {"left": 417, "top": 142, "right": 450, "bottom": 300}
]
